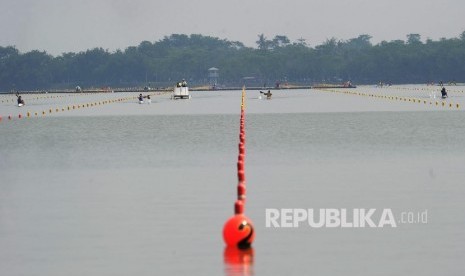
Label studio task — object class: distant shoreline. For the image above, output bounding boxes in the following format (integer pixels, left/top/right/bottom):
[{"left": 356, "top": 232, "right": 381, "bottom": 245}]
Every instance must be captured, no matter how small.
[
  {"left": 3, "top": 83, "right": 464, "bottom": 95},
  {"left": 1, "top": 86, "right": 312, "bottom": 94},
  {"left": 0, "top": 85, "right": 354, "bottom": 94}
]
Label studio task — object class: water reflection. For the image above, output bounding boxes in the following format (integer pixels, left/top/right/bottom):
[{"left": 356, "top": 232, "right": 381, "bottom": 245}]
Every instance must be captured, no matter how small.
[{"left": 223, "top": 246, "right": 254, "bottom": 276}]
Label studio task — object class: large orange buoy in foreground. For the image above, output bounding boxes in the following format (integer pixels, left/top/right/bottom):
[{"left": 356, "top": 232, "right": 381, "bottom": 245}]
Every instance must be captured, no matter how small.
[{"left": 223, "top": 214, "right": 255, "bottom": 249}]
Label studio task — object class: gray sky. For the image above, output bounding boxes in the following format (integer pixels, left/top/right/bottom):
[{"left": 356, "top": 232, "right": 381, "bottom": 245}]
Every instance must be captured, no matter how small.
[{"left": 1, "top": 0, "right": 464, "bottom": 56}]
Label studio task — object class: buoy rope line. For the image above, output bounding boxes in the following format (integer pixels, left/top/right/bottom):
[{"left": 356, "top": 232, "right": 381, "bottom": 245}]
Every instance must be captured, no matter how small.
[
  {"left": 222, "top": 87, "right": 255, "bottom": 249},
  {"left": 0, "top": 91, "right": 118, "bottom": 104},
  {"left": 236, "top": 87, "right": 247, "bottom": 214},
  {"left": 375, "top": 86, "right": 465, "bottom": 93},
  {"left": 1, "top": 93, "right": 86, "bottom": 104},
  {"left": 0, "top": 91, "right": 172, "bottom": 104},
  {"left": 0, "top": 91, "right": 169, "bottom": 122},
  {"left": 313, "top": 88, "right": 461, "bottom": 109}
]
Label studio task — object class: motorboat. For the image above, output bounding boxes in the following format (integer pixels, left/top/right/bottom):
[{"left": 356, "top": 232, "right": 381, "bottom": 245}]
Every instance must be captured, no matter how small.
[{"left": 172, "top": 86, "right": 191, "bottom": 99}]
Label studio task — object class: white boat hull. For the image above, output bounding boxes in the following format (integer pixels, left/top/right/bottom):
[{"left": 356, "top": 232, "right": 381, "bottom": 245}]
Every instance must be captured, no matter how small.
[{"left": 172, "top": 87, "right": 190, "bottom": 99}]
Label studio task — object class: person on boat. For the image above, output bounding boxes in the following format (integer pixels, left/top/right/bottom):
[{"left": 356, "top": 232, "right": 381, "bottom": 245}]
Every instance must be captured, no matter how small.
[
  {"left": 181, "top": 79, "right": 187, "bottom": 87},
  {"left": 260, "top": 90, "right": 272, "bottom": 99},
  {"left": 16, "top": 94, "right": 25, "bottom": 105},
  {"left": 441, "top": 87, "right": 448, "bottom": 98}
]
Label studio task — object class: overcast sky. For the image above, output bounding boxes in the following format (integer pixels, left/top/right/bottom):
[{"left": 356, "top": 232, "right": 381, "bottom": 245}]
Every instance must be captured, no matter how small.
[{"left": 1, "top": 0, "right": 464, "bottom": 56}]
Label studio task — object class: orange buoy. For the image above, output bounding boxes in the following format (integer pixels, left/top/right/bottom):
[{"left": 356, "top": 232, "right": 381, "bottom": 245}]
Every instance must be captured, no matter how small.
[
  {"left": 239, "top": 144, "right": 245, "bottom": 155},
  {"left": 223, "top": 214, "right": 255, "bottom": 249},
  {"left": 238, "top": 153, "right": 245, "bottom": 162},
  {"left": 238, "top": 170, "right": 245, "bottom": 182},
  {"left": 237, "top": 183, "right": 246, "bottom": 201},
  {"left": 237, "top": 160, "right": 244, "bottom": 171},
  {"left": 234, "top": 200, "right": 244, "bottom": 214}
]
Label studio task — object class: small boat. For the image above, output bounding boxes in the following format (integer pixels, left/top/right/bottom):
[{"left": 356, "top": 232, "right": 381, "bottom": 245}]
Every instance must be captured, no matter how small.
[
  {"left": 259, "top": 90, "right": 272, "bottom": 99},
  {"left": 172, "top": 86, "right": 191, "bottom": 99}
]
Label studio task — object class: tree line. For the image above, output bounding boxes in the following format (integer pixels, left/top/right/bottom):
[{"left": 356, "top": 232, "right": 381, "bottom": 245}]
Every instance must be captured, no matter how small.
[{"left": 1, "top": 32, "right": 465, "bottom": 91}]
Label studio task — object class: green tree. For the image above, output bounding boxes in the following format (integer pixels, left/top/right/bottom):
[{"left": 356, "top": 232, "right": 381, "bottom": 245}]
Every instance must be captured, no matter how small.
[
  {"left": 407, "top": 34, "right": 422, "bottom": 44},
  {"left": 2, "top": 33, "right": 465, "bottom": 91}
]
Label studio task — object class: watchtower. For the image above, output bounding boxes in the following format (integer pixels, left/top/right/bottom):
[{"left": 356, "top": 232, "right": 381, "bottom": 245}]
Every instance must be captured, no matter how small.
[{"left": 208, "top": 67, "right": 219, "bottom": 87}]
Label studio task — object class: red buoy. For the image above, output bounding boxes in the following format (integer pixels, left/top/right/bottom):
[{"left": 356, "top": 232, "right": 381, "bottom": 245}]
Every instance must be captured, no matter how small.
[
  {"left": 223, "top": 214, "right": 255, "bottom": 249},
  {"left": 239, "top": 144, "right": 245, "bottom": 155},
  {"left": 238, "top": 170, "right": 245, "bottom": 182},
  {"left": 237, "top": 160, "right": 244, "bottom": 171},
  {"left": 234, "top": 200, "right": 244, "bottom": 214},
  {"left": 238, "top": 153, "right": 245, "bottom": 162},
  {"left": 237, "top": 184, "right": 246, "bottom": 201}
]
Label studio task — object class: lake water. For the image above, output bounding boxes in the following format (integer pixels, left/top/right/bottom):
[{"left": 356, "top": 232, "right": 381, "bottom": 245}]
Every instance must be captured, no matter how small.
[{"left": 1, "top": 88, "right": 465, "bottom": 275}]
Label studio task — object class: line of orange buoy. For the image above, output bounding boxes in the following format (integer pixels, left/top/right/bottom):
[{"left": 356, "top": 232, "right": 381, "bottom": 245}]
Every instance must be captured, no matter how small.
[
  {"left": 314, "top": 88, "right": 461, "bottom": 109},
  {"left": 0, "top": 92, "right": 169, "bottom": 123},
  {"left": 223, "top": 87, "right": 255, "bottom": 250},
  {"left": 376, "top": 86, "right": 465, "bottom": 93},
  {"left": 0, "top": 91, "right": 120, "bottom": 104}
]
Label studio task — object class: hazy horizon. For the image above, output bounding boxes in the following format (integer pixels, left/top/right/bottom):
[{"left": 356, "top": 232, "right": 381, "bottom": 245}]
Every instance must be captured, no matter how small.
[{"left": 1, "top": 0, "right": 465, "bottom": 56}]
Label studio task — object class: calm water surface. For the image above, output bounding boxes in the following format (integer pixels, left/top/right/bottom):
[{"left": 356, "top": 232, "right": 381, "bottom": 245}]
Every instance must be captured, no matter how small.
[{"left": 1, "top": 94, "right": 465, "bottom": 275}]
